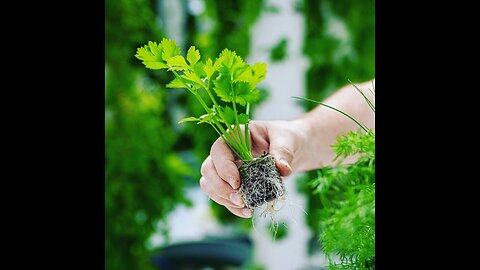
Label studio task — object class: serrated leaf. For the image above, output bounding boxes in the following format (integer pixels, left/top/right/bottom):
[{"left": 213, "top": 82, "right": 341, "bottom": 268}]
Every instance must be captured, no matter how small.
[
  {"left": 167, "top": 55, "right": 189, "bottom": 71},
  {"left": 251, "top": 62, "right": 267, "bottom": 84},
  {"left": 148, "top": 41, "right": 162, "bottom": 58},
  {"left": 204, "top": 58, "right": 215, "bottom": 78},
  {"left": 233, "top": 65, "right": 251, "bottom": 81},
  {"left": 193, "top": 62, "right": 206, "bottom": 78},
  {"left": 178, "top": 117, "right": 199, "bottom": 124},
  {"left": 135, "top": 44, "right": 167, "bottom": 70},
  {"left": 161, "top": 38, "right": 180, "bottom": 61},
  {"left": 182, "top": 71, "right": 203, "bottom": 86},
  {"left": 219, "top": 106, "right": 236, "bottom": 124},
  {"left": 219, "top": 49, "right": 245, "bottom": 75},
  {"left": 232, "top": 81, "right": 260, "bottom": 105},
  {"left": 238, "top": 113, "right": 249, "bottom": 124},
  {"left": 187, "top": 46, "right": 201, "bottom": 66},
  {"left": 235, "top": 66, "right": 252, "bottom": 82},
  {"left": 144, "top": 61, "right": 168, "bottom": 70},
  {"left": 213, "top": 73, "right": 233, "bottom": 103},
  {"left": 166, "top": 77, "right": 187, "bottom": 88}
]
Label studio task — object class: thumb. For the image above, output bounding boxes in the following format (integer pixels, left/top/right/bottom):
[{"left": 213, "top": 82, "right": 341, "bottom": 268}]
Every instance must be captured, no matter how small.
[{"left": 269, "top": 139, "right": 295, "bottom": 177}]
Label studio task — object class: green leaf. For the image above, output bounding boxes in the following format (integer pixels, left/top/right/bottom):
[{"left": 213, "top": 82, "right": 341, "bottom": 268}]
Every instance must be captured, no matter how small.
[
  {"left": 219, "top": 49, "right": 245, "bottom": 75},
  {"left": 144, "top": 61, "right": 169, "bottom": 70},
  {"left": 197, "top": 113, "right": 213, "bottom": 124},
  {"left": 219, "top": 106, "right": 236, "bottom": 124},
  {"left": 213, "top": 73, "right": 233, "bottom": 103},
  {"left": 135, "top": 44, "right": 168, "bottom": 70},
  {"left": 204, "top": 58, "right": 215, "bottom": 78},
  {"left": 233, "top": 81, "right": 260, "bottom": 105},
  {"left": 251, "top": 63, "right": 267, "bottom": 84},
  {"left": 193, "top": 62, "right": 206, "bottom": 78},
  {"left": 178, "top": 117, "right": 199, "bottom": 124},
  {"left": 161, "top": 38, "right": 180, "bottom": 61},
  {"left": 238, "top": 113, "right": 249, "bottom": 124},
  {"left": 167, "top": 55, "right": 189, "bottom": 71},
  {"left": 204, "top": 56, "right": 224, "bottom": 79},
  {"left": 182, "top": 71, "right": 204, "bottom": 86},
  {"left": 148, "top": 41, "right": 162, "bottom": 58},
  {"left": 166, "top": 77, "right": 187, "bottom": 88},
  {"left": 235, "top": 66, "right": 253, "bottom": 82},
  {"left": 186, "top": 46, "right": 201, "bottom": 66}
]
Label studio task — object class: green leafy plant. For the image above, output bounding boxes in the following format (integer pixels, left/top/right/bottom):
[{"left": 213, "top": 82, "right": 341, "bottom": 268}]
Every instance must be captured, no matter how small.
[
  {"left": 135, "top": 39, "right": 286, "bottom": 210},
  {"left": 295, "top": 82, "right": 375, "bottom": 269},
  {"left": 270, "top": 38, "right": 288, "bottom": 62}
]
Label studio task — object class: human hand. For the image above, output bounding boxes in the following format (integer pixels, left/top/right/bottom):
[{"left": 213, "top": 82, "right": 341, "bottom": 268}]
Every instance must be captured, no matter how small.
[{"left": 199, "top": 119, "right": 308, "bottom": 218}]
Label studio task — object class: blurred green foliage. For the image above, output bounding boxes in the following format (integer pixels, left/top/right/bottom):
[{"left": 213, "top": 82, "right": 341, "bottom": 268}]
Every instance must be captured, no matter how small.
[
  {"left": 298, "top": 0, "right": 375, "bottom": 109},
  {"left": 105, "top": 0, "right": 194, "bottom": 269},
  {"left": 269, "top": 38, "right": 289, "bottom": 62}
]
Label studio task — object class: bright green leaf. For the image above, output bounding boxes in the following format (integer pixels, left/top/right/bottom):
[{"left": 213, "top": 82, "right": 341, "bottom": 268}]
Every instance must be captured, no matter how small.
[
  {"left": 167, "top": 55, "right": 189, "bottom": 71},
  {"left": 135, "top": 44, "right": 168, "bottom": 70},
  {"left": 178, "top": 117, "right": 199, "bottom": 124},
  {"left": 204, "top": 56, "right": 224, "bottom": 79},
  {"left": 187, "top": 46, "right": 201, "bottom": 66},
  {"left": 166, "top": 77, "right": 187, "bottom": 88},
  {"left": 182, "top": 71, "right": 203, "bottom": 86},
  {"left": 251, "top": 62, "right": 267, "bottom": 84},
  {"left": 219, "top": 49, "right": 245, "bottom": 75},
  {"left": 204, "top": 58, "right": 215, "bottom": 78},
  {"left": 161, "top": 38, "right": 180, "bottom": 61}
]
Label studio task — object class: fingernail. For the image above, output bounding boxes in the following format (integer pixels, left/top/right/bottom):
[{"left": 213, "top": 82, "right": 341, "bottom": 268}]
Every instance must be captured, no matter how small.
[
  {"left": 229, "top": 192, "right": 245, "bottom": 207},
  {"left": 279, "top": 158, "right": 291, "bottom": 168},
  {"left": 228, "top": 177, "right": 239, "bottom": 189},
  {"left": 242, "top": 208, "right": 253, "bottom": 217}
]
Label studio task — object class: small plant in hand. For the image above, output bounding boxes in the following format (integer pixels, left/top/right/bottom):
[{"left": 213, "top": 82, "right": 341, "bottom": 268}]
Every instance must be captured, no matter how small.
[{"left": 135, "top": 38, "right": 286, "bottom": 213}]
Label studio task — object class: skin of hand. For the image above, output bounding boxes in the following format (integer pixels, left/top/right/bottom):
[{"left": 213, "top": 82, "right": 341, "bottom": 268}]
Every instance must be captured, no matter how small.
[
  {"left": 200, "top": 80, "right": 375, "bottom": 218},
  {"left": 200, "top": 120, "right": 309, "bottom": 218}
]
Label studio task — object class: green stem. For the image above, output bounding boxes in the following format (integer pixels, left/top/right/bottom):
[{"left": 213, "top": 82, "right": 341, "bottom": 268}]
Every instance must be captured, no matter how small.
[
  {"left": 292, "top": 96, "right": 370, "bottom": 133},
  {"left": 230, "top": 80, "right": 247, "bottom": 156},
  {"left": 171, "top": 69, "right": 251, "bottom": 160},
  {"left": 245, "top": 102, "right": 251, "bottom": 155},
  {"left": 210, "top": 123, "right": 242, "bottom": 159},
  {"left": 202, "top": 80, "right": 249, "bottom": 157},
  {"left": 348, "top": 79, "right": 375, "bottom": 112}
]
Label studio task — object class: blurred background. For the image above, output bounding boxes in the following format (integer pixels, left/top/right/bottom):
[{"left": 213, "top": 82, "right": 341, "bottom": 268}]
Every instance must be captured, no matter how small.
[{"left": 105, "top": 0, "right": 374, "bottom": 269}]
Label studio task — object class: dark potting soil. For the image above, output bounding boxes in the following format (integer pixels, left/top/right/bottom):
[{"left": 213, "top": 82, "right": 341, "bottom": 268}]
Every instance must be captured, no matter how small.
[{"left": 239, "top": 154, "right": 286, "bottom": 209}]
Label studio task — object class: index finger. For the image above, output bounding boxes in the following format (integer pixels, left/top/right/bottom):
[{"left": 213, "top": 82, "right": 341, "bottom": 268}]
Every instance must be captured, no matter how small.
[{"left": 210, "top": 137, "right": 241, "bottom": 189}]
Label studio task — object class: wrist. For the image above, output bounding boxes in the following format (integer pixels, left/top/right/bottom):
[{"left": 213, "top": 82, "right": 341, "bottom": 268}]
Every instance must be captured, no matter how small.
[{"left": 288, "top": 116, "right": 315, "bottom": 172}]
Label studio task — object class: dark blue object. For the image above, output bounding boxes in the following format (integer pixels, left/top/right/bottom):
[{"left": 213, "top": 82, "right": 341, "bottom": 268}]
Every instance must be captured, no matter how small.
[{"left": 151, "top": 235, "right": 252, "bottom": 270}]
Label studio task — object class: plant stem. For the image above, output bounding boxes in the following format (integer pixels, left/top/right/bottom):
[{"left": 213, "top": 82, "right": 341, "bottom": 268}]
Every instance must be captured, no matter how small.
[
  {"left": 202, "top": 81, "right": 247, "bottom": 155},
  {"left": 171, "top": 70, "right": 248, "bottom": 158},
  {"left": 209, "top": 123, "right": 242, "bottom": 159},
  {"left": 245, "top": 102, "right": 251, "bottom": 154},
  {"left": 348, "top": 79, "right": 375, "bottom": 112},
  {"left": 230, "top": 79, "right": 248, "bottom": 157},
  {"left": 292, "top": 96, "right": 370, "bottom": 133}
]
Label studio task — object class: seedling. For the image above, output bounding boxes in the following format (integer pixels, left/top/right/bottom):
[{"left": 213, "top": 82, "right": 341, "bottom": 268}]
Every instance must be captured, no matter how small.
[{"left": 135, "top": 38, "right": 286, "bottom": 211}]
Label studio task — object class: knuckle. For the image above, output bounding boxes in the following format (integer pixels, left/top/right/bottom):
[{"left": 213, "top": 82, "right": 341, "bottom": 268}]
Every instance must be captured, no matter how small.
[
  {"left": 199, "top": 177, "right": 208, "bottom": 192},
  {"left": 200, "top": 156, "right": 212, "bottom": 176}
]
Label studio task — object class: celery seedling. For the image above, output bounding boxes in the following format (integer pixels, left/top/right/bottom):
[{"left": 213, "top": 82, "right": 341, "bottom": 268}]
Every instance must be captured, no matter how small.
[{"left": 135, "top": 38, "right": 286, "bottom": 210}]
